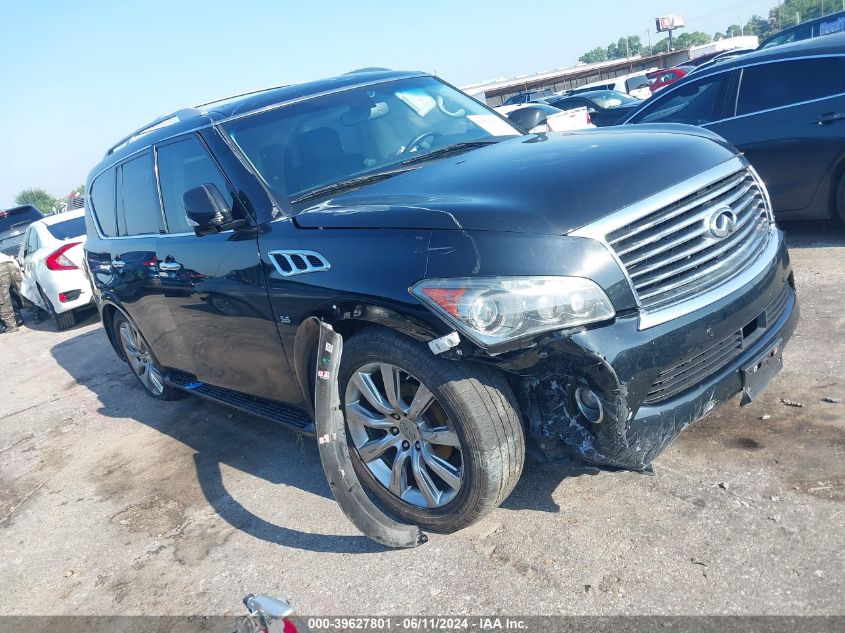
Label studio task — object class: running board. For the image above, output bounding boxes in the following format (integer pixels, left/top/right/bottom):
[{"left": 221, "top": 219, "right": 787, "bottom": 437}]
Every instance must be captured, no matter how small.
[{"left": 165, "top": 371, "right": 315, "bottom": 434}]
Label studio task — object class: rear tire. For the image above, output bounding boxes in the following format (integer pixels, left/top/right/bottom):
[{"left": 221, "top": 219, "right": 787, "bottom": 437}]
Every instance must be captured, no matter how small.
[
  {"left": 339, "top": 327, "right": 525, "bottom": 533},
  {"left": 38, "top": 286, "right": 75, "bottom": 331},
  {"left": 112, "top": 312, "right": 185, "bottom": 401},
  {"left": 837, "top": 175, "right": 845, "bottom": 224}
]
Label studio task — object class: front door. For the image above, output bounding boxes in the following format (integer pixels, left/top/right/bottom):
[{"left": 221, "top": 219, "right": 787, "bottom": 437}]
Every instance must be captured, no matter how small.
[{"left": 153, "top": 133, "right": 299, "bottom": 404}]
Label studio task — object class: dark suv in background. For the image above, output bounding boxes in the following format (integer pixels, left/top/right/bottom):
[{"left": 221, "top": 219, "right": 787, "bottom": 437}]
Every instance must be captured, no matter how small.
[
  {"left": 623, "top": 35, "right": 845, "bottom": 222},
  {"left": 0, "top": 205, "right": 44, "bottom": 257},
  {"left": 84, "top": 70, "right": 797, "bottom": 533}
]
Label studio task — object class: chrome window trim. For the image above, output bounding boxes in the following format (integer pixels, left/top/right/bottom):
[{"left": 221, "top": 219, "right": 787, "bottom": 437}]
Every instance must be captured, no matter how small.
[
  {"left": 571, "top": 155, "right": 778, "bottom": 329},
  {"left": 625, "top": 53, "right": 845, "bottom": 126}
]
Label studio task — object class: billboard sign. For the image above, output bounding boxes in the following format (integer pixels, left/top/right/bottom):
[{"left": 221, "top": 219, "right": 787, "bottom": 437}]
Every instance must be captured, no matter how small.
[{"left": 655, "top": 14, "right": 685, "bottom": 32}]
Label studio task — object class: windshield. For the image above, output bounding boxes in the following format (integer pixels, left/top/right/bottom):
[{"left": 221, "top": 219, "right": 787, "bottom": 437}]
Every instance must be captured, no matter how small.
[
  {"left": 590, "top": 91, "right": 640, "bottom": 109},
  {"left": 223, "top": 77, "right": 520, "bottom": 204},
  {"left": 0, "top": 206, "right": 43, "bottom": 234},
  {"left": 45, "top": 215, "right": 86, "bottom": 240}
]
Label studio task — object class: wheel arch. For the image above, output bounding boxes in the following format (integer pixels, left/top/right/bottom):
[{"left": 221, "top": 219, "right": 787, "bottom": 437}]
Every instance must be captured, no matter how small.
[
  {"left": 98, "top": 300, "right": 137, "bottom": 361},
  {"left": 292, "top": 302, "right": 443, "bottom": 418}
]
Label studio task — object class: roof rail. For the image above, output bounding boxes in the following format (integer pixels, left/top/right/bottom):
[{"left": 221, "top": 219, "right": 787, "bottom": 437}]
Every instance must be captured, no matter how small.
[
  {"left": 344, "top": 67, "right": 392, "bottom": 74},
  {"left": 193, "top": 85, "right": 290, "bottom": 110},
  {"left": 105, "top": 108, "right": 203, "bottom": 157}
]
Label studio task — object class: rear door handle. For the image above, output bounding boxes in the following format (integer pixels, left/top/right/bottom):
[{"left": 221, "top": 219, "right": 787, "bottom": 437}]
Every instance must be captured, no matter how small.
[
  {"left": 159, "top": 261, "right": 183, "bottom": 272},
  {"left": 111, "top": 259, "right": 126, "bottom": 269},
  {"left": 815, "top": 112, "right": 845, "bottom": 125}
]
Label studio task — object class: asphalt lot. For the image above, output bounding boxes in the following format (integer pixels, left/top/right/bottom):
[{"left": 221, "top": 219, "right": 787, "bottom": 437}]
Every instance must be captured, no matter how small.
[{"left": 0, "top": 222, "right": 843, "bottom": 616}]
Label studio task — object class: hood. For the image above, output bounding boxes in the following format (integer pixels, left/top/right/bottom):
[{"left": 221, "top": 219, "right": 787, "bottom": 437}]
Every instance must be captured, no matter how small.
[{"left": 294, "top": 125, "right": 738, "bottom": 235}]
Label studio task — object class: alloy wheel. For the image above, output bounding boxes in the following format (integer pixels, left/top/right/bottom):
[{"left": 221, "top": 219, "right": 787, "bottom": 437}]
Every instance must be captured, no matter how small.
[
  {"left": 345, "top": 362, "right": 463, "bottom": 509},
  {"left": 118, "top": 321, "right": 165, "bottom": 396}
]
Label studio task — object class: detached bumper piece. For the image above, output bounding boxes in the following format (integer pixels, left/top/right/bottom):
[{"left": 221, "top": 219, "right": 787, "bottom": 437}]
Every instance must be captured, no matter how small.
[{"left": 314, "top": 322, "right": 426, "bottom": 549}]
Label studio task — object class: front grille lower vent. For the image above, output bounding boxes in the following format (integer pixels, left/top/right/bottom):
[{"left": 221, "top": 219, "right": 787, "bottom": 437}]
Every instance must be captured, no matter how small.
[
  {"left": 644, "top": 283, "right": 792, "bottom": 404},
  {"left": 269, "top": 250, "right": 331, "bottom": 277},
  {"left": 606, "top": 168, "right": 773, "bottom": 313}
]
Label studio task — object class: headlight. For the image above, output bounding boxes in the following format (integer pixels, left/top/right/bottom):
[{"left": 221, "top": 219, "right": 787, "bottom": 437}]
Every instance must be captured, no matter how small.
[{"left": 411, "top": 276, "right": 615, "bottom": 347}]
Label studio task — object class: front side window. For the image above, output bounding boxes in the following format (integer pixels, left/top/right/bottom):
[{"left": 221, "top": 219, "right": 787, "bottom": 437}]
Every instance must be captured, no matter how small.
[
  {"left": 119, "top": 152, "right": 162, "bottom": 236},
  {"left": 223, "top": 76, "right": 520, "bottom": 204},
  {"left": 633, "top": 73, "right": 730, "bottom": 125},
  {"left": 736, "top": 57, "right": 845, "bottom": 116},
  {"left": 156, "top": 136, "right": 232, "bottom": 234},
  {"left": 90, "top": 168, "right": 117, "bottom": 237},
  {"left": 25, "top": 228, "right": 39, "bottom": 255}
]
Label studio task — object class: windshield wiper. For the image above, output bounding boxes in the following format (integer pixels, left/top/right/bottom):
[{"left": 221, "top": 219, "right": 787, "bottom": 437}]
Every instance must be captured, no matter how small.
[
  {"left": 291, "top": 168, "right": 414, "bottom": 204},
  {"left": 401, "top": 139, "right": 502, "bottom": 165}
]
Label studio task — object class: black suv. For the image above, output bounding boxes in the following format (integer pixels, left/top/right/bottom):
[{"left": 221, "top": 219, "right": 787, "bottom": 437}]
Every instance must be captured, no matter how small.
[
  {"left": 0, "top": 204, "right": 44, "bottom": 257},
  {"left": 84, "top": 70, "right": 798, "bottom": 533}
]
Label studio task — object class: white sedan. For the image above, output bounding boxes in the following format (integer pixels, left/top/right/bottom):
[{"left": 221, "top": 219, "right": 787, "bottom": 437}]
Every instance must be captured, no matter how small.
[
  {"left": 495, "top": 103, "right": 594, "bottom": 132},
  {"left": 17, "top": 209, "right": 93, "bottom": 330}
]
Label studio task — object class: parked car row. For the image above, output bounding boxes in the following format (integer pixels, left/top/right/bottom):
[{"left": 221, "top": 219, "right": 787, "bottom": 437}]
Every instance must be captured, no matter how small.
[{"left": 0, "top": 207, "right": 94, "bottom": 331}]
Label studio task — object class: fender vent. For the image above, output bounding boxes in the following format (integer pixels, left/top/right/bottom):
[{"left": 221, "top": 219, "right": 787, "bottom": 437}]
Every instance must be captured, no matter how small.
[{"left": 269, "top": 250, "right": 331, "bottom": 277}]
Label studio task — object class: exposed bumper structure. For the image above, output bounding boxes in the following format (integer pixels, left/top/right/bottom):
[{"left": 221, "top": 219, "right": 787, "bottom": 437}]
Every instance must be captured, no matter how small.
[{"left": 507, "top": 230, "right": 797, "bottom": 470}]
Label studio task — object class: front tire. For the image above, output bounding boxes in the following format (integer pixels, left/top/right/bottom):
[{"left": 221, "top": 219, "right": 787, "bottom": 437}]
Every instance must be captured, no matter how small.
[
  {"left": 113, "top": 313, "right": 184, "bottom": 401},
  {"left": 339, "top": 327, "right": 525, "bottom": 533},
  {"left": 837, "top": 174, "right": 845, "bottom": 224}
]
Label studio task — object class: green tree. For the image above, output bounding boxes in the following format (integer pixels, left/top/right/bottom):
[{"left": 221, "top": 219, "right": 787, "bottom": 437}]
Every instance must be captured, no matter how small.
[
  {"left": 579, "top": 47, "right": 608, "bottom": 64},
  {"left": 723, "top": 23, "right": 743, "bottom": 37},
  {"left": 606, "top": 35, "right": 644, "bottom": 60},
  {"left": 674, "top": 31, "right": 713, "bottom": 48},
  {"left": 769, "top": 0, "right": 832, "bottom": 29},
  {"left": 14, "top": 188, "right": 56, "bottom": 215},
  {"left": 744, "top": 14, "right": 774, "bottom": 38}
]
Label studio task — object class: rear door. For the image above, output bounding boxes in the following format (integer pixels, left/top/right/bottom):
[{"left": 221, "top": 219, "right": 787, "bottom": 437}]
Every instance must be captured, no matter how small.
[
  {"left": 709, "top": 56, "right": 845, "bottom": 214},
  {"left": 18, "top": 226, "right": 44, "bottom": 307},
  {"left": 153, "top": 131, "right": 298, "bottom": 403}
]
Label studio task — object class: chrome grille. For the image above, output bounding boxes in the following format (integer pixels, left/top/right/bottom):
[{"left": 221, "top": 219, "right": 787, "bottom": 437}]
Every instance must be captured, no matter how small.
[{"left": 606, "top": 168, "right": 773, "bottom": 312}]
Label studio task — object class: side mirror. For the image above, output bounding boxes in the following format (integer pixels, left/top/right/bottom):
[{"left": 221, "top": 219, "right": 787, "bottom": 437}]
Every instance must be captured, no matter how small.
[{"left": 183, "top": 183, "right": 234, "bottom": 236}]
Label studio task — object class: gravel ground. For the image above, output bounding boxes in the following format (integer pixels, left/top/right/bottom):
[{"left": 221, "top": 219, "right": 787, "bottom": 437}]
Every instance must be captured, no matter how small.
[{"left": 0, "top": 222, "right": 842, "bottom": 616}]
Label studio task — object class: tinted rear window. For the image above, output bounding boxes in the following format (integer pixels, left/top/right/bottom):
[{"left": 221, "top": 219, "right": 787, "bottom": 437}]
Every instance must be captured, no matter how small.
[
  {"left": 626, "top": 76, "right": 649, "bottom": 91},
  {"left": 736, "top": 57, "right": 845, "bottom": 115},
  {"left": 0, "top": 207, "right": 42, "bottom": 233},
  {"left": 119, "top": 152, "right": 162, "bottom": 236},
  {"left": 45, "top": 216, "right": 86, "bottom": 240},
  {"left": 90, "top": 169, "right": 118, "bottom": 237}
]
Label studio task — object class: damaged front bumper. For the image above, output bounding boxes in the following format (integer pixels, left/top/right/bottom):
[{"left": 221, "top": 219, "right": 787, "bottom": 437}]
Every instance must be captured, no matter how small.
[{"left": 498, "top": 232, "right": 798, "bottom": 470}]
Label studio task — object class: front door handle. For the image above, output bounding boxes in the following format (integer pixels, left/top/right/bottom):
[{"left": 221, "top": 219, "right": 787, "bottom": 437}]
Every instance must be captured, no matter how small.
[
  {"left": 815, "top": 112, "right": 845, "bottom": 125},
  {"left": 111, "top": 259, "right": 126, "bottom": 269},
  {"left": 159, "top": 261, "right": 183, "bottom": 272}
]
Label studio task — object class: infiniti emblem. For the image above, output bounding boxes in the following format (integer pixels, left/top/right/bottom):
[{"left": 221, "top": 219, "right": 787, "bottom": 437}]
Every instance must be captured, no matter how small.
[{"left": 707, "top": 207, "right": 738, "bottom": 239}]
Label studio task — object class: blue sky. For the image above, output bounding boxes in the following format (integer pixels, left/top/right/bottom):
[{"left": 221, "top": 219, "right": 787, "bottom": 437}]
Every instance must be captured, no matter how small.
[{"left": 1, "top": 0, "right": 776, "bottom": 207}]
